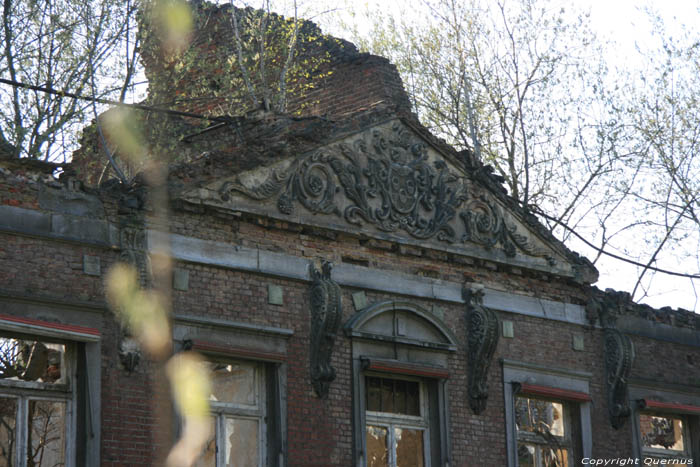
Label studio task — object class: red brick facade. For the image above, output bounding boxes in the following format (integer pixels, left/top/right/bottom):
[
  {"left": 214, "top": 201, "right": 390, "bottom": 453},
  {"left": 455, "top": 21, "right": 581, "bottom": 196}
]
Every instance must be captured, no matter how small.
[
  {"left": 2, "top": 133, "right": 700, "bottom": 466},
  {"left": 1, "top": 3, "right": 699, "bottom": 467}
]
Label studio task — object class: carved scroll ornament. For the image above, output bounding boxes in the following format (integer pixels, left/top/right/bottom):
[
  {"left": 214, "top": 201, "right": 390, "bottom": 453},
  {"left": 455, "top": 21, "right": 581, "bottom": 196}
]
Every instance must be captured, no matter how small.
[
  {"left": 224, "top": 124, "right": 554, "bottom": 263},
  {"left": 464, "top": 285, "right": 500, "bottom": 414},
  {"left": 604, "top": 327, "right": 635, "bottom": 429},
  {"left": 118, "top": 336, "right": 141, "bottom": 373},
  {"left": 119, "top": 226, "right": 146, "bottom": 266},
  {"left": 588, "top": 289, "right": 636, "bottom": 429},
  {"left": 309, "top": 261, "right": 342, "bottom": 398}
]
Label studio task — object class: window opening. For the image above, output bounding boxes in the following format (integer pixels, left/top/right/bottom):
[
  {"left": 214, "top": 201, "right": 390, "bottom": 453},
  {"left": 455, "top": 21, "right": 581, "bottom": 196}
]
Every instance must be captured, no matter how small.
[
  {"left": 194, "top": 359, "right": 265, "bottom": 467},
  {"left": 0, "top": 336, "right": 72, "bottom": 467},
  {"left": 0, "top": 338, "right": 66, "bottom": 385},
  {"left": 638, "top": 412, "right": 691, "bottom": 461},
  {"left": 515, "top": 395, "right": 571, "bottom": 467},
  {"left": 365, "top": 375, "right": 429, "bottom": 467}
]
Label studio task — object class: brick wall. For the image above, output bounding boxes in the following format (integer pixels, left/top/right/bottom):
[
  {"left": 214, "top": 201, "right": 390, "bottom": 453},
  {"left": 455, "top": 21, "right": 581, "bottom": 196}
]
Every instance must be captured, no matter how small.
[
  {"left": 139, "top": 2, "right": 411, "bottom": 119},
  {"left": 2, "top": 52, "right": 700, "bottom": 467},
  {"left": 164, "top": 205, "right": 697, "bottom": 465},
  {"left": 71, "top": 6, "right": 412, "bottom": 188}
]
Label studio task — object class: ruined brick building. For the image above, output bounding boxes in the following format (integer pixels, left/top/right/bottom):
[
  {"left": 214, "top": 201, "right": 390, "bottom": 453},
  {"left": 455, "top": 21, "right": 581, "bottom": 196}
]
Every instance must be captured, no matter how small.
[{"left": 0, "top": 2, "right": 699, "bottom": 466}]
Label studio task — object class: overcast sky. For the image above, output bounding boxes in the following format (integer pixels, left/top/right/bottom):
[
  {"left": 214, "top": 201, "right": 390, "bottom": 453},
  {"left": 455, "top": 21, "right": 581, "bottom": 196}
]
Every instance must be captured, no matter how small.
[{"left": 571, "top": 0, "right": 700, "bottom": 311}]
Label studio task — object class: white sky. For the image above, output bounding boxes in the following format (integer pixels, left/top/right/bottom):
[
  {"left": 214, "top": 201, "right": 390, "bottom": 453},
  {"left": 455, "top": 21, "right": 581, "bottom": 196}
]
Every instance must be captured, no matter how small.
[
  {"left": 560, "top": 0, "right": 700, "bottom": 312},
  {"left": 586, "top": 0, "right": 698, "bottom": 59}
]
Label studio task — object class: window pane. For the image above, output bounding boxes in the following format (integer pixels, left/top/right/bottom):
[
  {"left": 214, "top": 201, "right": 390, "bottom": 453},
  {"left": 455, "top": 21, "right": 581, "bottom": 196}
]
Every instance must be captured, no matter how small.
[
  {"left": 0, "top": 397, "right": 17, "bottom": 467},
  {"left": 27, "top": 400, "right": 66, "bottom": 467},
  {"left": 381, "top": 379, "right": 394, "bottom": 414},
  {"left": 366, "top": 425, "right": 388, "bottom": 467},
  {"left": 395, "top": 427, "right": 424, "bottom": 467},
  {"left": 0, "top": 339, "right": 65, "bottom": 384},
  {"left": 193, "top": 416, "right": 216, "bottom": 467},
  {"left": 405, "top": 381, "right": 420, "bottom": 416},
  {"left": 366, "top": 377, "right": 420, "bottom": 416},
  {"left": 224, "top": 417, "right": 258, "bottom": 467},
  {"left": 639, "top": 414, "right": 685, "bottom": 451},
  {"left": 208, "top": 361, "right": 257, "bottom": 407},
  {"left": 395, "top": 380, "right": 407, "bottom": 414},
  {"left": 543, "top": 447, "right": 568, "bottom": 467},
  {"left": 515, "top": 397, "right": 565, "bottom": 437},
  {"left": 367, "top": 377, "right": 381, "bottom": 412},
  {"left": 517, "top": 443, "right": 536, "bottom": 467}
]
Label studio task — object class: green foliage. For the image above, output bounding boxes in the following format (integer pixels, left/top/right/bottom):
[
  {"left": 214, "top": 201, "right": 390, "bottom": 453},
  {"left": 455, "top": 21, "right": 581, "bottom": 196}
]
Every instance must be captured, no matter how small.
[{"left": 138, "top": 1, "right": 337, "bottom": 118}]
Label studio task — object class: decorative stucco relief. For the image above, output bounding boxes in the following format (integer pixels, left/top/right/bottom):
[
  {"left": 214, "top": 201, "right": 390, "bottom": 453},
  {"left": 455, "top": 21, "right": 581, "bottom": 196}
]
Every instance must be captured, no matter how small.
[
  {"left": 221, "top": 123, "right": 555, "bottom": 263},
  {"left": 119, "top": 226, "right": 146, "bottom": 267},
  {"left": 604, "top": 327, "right": 635, "bottom": 429},
  {"left": 464, "top": 285, "right": 500, "bottom": 414},
  {"left": 118, "top": 336, "right": 141, "bottom": 373},
  {"left": 587, "top": 290, "right": 636, "bottom": 429},
  {"left": 309, "top": 261, "right": 342, "bottom": 399}
]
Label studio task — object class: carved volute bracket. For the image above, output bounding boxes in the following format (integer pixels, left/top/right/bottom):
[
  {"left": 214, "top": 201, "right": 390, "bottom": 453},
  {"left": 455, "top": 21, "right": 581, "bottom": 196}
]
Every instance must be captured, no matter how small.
[
  {"left": 117, "top": 223, "right": 146, "bottom": 372},
  {"left": 119, "top": 224, "right": 147, "bottom": 282},
  {"left": 118, "top": 334, "right": 141, "bottom": 373},
  {"left": 309, "top": 261, "right": 342, "bottom": 398},
  {"left": 604, "top": 327, "right": 635, "bottom": 429},
  {"left": 588, "top": 290, "right": 636, "bottom": 429},
  {"left": 463, "top": 284, "right": 500, "bottom": 414}
]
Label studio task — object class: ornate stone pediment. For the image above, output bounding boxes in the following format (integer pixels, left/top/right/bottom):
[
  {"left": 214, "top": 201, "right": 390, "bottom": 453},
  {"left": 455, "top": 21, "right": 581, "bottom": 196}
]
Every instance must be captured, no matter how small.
[{"left": 181, "top": 119, "right": 581, "bottom": 276}]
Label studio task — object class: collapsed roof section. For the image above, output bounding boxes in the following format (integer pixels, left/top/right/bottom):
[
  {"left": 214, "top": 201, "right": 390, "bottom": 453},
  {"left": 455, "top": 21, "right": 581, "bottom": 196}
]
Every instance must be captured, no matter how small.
[
  {"left": 137, "top": 1, "right": 411, "bottom": 119},
  {"left": 72, "top": 1, "right": 598, "bottom": 282}
]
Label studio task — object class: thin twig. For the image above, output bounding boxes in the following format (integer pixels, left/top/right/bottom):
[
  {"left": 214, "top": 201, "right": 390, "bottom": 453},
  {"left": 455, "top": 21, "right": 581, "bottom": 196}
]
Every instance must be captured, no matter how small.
[
  {"left": 229, "top": 2, "right": 259, "bottom": 108},
  {"left": 277, "top": 0, "right": 299, "bottom": 113}
]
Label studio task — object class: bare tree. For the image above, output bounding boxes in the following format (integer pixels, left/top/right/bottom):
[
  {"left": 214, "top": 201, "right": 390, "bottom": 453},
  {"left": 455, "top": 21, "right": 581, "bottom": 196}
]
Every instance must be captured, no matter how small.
[
  {"left": 0, "top": 0, "right": 140, "bottom": 161},
  {"left": 337, "top": 0, "right": 700, "bottom": 308},
  {"left": 622, "top": 15, "right": 700, "bottom": 301}
]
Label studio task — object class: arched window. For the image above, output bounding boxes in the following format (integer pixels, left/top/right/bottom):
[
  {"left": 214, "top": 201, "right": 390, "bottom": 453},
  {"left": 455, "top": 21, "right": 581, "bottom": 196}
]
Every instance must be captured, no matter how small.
[{"left": 344, "top": 301, "right": 457, "bottom": 467}]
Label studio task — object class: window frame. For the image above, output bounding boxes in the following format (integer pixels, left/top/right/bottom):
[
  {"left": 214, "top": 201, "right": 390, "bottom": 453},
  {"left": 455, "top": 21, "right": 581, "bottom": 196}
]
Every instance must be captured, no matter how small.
[
  {"left": 174, "top": 314, "right": 293, "bottom": 467},
  {"left": 364, "top": 373, "right": 431, "bottom": 467},
  {"left": 345, "top": 301, "right": 458, "bottom": 467},
  {"left": 502, "top": 359, "right": 593, "bottom": 467},
  {"left": 0, "top": 336, "right": 76, "bottom": 467},
  {"left": 0, "top": 393, "right": 74, "bottom": 467},
  {"left": 514, "top": 394, "right": 574, "bottom": 467},
  {"left": 629, "top": 384, "right": 700, "bottom": 464},
  {"left": 0, "top": 328, "right": 96, "bottom": 467},
  {"left": 637, "top": 411, "right": 691, "bottom": 460},
  {"left": 205, "top": 358, "right": 267, "bottom": 467}
]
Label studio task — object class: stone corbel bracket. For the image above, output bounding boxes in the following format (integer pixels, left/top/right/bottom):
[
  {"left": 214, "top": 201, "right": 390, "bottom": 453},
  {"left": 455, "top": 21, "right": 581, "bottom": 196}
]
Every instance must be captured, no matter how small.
[
  {"left": 464, "top": 284, "right": 500, "bottom": 414},
  {"left": 588, "top": 290, "right": 636, "bottom": 429},
  {"left": 119, "top": 224, "right": 147, "bottom": 279},
  {"left": 118, "top": 335, "right": 141, "bottom": 373},
  {"left": 604, "top": 327, "right": 635, "bottom": 429},
  {"left": 309, "top": 261, "right": 342, "bottom": 398}
]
